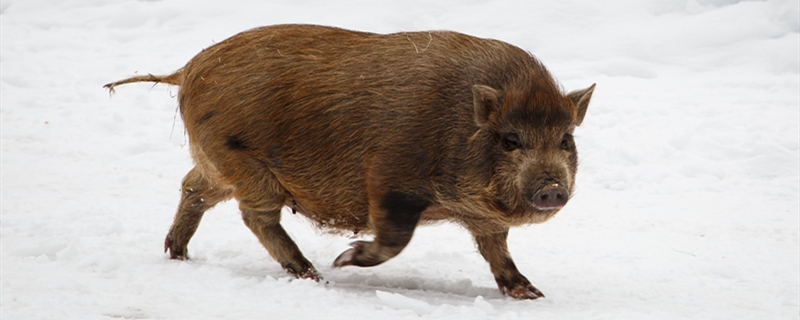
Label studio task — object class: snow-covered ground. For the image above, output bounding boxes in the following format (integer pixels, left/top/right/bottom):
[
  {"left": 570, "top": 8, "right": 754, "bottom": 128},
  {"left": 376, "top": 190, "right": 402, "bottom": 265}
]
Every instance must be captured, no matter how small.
[{"left": 1, "top": 0, "right": 798, "bottom": 319}]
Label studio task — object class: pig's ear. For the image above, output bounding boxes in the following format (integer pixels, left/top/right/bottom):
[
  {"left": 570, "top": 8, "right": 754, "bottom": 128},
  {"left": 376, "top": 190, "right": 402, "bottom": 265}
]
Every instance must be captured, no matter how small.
[
  {"left": 472, "top": 85, "right": 502, "bottom": 127},
  {"left": 568, "top": 83, "right": 595, "bottom": 126}
]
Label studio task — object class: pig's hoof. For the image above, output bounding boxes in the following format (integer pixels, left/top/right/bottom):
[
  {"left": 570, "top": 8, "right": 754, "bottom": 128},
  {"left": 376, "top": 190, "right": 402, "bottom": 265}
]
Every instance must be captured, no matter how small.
[
  {"left": 332, "top": 241, "right": 365, "bottom": 267},
  {"left": 499, "top": 283, "right": 545, "bottom": 300},
  {"left": 285, "top": 265, "right": 322, "bottom": 282},
  {"left": 164, "top": 237, "right": 188, "bottom": 260}
]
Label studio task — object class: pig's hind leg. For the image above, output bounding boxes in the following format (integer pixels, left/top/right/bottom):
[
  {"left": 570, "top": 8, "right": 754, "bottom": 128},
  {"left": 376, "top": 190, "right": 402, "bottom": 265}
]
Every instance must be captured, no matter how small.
[
  {"left": 165, "top": 167, "right": 233, "bottom": 259},
  {"left": 241, "top": 207, "right": 320, "bottom": 281},
  {"left": 234, "top": 167, "right": 320, "bottom": 281}
]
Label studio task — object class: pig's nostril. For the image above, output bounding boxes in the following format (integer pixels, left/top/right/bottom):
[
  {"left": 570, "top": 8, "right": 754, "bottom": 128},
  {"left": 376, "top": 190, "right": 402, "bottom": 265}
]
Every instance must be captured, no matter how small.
[{"left": 532, "top": 187, "right": 569, "bottom": 210}]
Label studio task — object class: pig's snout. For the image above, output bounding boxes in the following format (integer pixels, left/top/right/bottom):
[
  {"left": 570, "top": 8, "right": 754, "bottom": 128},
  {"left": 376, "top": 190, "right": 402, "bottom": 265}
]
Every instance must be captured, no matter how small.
[{"left": 532, "top": 184, "right": 569, "bottom": 210}]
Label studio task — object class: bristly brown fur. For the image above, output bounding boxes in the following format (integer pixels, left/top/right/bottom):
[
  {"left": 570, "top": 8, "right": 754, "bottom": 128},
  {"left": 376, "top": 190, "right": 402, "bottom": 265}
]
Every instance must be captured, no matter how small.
[{"left": 105, "top": 24, "right": 595, "bottom": 300}]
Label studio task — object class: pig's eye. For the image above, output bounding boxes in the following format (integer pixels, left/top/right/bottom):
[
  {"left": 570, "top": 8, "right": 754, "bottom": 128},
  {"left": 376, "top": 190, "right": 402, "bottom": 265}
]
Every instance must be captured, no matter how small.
[
  {"left": 501, "top": 133, "right": 522, "bottom": 151},
  {"left": 560, "top": 134, "right": 573, "bottom": 150}
]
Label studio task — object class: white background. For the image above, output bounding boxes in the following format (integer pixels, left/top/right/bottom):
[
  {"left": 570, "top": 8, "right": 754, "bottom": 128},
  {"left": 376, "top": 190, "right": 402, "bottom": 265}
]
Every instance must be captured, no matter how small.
[{"left": 2, "top": 0, "right": 798, "bottom": 319}]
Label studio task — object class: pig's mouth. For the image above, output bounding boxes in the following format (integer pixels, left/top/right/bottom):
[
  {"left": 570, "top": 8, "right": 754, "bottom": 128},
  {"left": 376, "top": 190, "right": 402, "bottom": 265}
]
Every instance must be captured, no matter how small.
[{"left": 531, "top": 183, "right": 569, "bottom": 210}]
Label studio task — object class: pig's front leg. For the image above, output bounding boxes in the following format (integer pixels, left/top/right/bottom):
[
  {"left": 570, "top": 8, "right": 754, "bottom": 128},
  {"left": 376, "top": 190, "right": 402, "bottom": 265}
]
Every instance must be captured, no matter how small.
[
  {"left": 333, "top": 191, "right": 428, "bottom": 267},
  {"left": 472, "top": 228, "right": 544, "bottom": 300}
]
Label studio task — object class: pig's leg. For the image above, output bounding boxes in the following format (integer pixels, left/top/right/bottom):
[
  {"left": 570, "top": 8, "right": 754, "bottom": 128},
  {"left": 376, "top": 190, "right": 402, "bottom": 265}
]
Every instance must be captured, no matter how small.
[
  {"left": 165, "top": 167, "right": 233, "bottom": 259},
  {"left": 240, "top": 208, "right": 319, "bottom": 281},
  {"left": 232, "top": 169, "right": 319, "bottom": 281},
  {"left": 333, "top": 191, "right": 428, "bottom": 267},
  {"left": 472, "top": 229, "right": 545, "bottom": 300}
]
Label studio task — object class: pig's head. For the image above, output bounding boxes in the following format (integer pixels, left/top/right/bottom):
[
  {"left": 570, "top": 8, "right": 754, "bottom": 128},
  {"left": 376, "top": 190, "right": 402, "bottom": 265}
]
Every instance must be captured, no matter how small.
[{"left": 469, "top": 77, "right": 595, "bottom": 224}]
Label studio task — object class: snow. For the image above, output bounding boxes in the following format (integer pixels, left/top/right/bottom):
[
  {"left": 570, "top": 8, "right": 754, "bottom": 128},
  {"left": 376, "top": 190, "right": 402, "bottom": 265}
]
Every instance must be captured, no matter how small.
[{"left": 1, "top": 0, "right": 798, "bottom": 319}]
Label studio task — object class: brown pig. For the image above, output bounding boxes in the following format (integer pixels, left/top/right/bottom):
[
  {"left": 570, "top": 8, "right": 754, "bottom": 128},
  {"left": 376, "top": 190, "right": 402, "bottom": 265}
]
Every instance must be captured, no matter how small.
[{"left": 104, "top": 24, "right": 595, "bottom": 300}]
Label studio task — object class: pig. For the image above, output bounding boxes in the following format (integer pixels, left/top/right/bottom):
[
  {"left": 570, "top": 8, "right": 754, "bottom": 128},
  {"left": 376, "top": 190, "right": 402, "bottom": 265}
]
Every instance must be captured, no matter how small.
[{"left": 104, "top": 24, "right": 595, "bottom": 300}]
